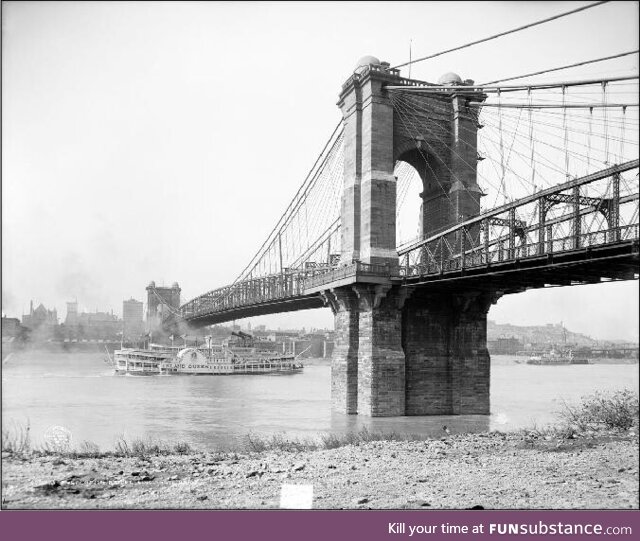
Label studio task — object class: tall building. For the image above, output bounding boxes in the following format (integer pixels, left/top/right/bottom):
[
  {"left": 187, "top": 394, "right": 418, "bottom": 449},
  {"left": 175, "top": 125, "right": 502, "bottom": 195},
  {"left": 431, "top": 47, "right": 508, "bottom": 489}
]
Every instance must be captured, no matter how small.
[
  {"left": 123, "top": 298, "right": 144, "bottom": 340},
  {"left": 65, "top": 301, "right": 78, "bottom": 326},
  {"left": 146, "top": 281, "right": 181, "bottom": 331}
]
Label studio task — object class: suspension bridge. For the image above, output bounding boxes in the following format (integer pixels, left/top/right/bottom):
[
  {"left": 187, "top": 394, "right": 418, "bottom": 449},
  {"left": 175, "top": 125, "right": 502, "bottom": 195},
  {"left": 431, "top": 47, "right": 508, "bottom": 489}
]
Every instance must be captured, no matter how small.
[{"left": 158, "top": 6, "right": 638, "bottom": 417}]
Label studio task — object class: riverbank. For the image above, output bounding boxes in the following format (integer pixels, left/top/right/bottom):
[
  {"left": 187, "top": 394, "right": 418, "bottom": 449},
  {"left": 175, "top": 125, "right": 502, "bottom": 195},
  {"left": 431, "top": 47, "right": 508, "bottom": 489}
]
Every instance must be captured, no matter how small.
[{"left": 2, "top": 429, "right": 637, "bottom": 509}]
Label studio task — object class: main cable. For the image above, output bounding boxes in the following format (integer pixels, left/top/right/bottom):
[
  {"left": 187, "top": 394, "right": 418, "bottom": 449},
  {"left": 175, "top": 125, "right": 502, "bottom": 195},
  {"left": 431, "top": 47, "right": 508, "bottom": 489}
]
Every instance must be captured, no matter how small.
[
  {"left": 390, "top": 1, "right": 609, "bottom": 70},
  {"left": 482, "top": 50, "right": 639, "bottom": 85}
]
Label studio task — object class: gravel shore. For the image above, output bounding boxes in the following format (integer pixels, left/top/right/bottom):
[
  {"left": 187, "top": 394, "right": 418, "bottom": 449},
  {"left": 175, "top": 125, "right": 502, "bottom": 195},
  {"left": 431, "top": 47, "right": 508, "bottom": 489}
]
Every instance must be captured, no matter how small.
[{"left": 2, "top": 430, "right": 638, "bottom": 509}]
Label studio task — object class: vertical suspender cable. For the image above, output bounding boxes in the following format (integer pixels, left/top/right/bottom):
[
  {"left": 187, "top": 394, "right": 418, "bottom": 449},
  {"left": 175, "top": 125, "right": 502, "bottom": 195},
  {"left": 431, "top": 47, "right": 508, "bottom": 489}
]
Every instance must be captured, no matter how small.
[
  {"left": 587, "top": 106, "right": 593, "bottom": 174},
  {"left": 528, "top": 87, "right": 536, "bottom": 193},
  {"left": 619, "top": 105, "right": 627, "bottom": 164},
  {"left": 497, "top": 89, "right": 507, "bottom": 204},
  {"left": 602, "top": 81, "right": 609, "bottom": 164},
  {"left": 563, "top": 87, "right": 570, "bottom": 177}
]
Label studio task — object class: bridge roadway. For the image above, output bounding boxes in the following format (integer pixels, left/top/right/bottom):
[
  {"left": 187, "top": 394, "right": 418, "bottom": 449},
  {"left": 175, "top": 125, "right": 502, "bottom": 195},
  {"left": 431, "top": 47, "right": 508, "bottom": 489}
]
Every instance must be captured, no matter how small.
[{"left": 171, "top": 235, "right": 638, "bottom": 328}]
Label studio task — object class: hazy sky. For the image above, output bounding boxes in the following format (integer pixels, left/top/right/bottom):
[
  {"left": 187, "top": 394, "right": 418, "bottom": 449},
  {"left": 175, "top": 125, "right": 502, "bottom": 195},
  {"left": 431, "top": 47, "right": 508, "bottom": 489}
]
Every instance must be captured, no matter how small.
[{"left": 2, "top": 1, "right": 639, "bottom": 340}]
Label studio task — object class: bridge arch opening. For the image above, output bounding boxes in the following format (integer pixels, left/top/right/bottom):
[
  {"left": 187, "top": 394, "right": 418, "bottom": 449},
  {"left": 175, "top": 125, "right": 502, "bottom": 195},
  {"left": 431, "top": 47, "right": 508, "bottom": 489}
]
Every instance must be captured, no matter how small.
[{"left": 395, "top": 148, "right": 448, "bottom": 248}]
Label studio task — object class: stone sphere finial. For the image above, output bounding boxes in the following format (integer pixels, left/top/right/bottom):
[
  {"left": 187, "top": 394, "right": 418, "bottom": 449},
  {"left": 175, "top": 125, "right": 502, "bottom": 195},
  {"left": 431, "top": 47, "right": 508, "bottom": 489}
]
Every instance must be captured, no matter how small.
[
  {"left": 354, "top": 55, "right": 382, "bottom": 74},
  {"left": 437, "top": 72, "right": 463, "bottom": 85}
]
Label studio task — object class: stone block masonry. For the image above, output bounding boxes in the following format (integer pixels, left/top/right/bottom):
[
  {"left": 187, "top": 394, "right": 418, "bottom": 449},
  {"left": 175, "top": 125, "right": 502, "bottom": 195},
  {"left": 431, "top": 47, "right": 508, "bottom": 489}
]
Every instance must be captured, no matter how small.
[
  {"left": 326, "top": 289, "right": 360, "bottom": 414},
  {"left": 402, "top": 290, "right": 501, "bottom": 415},
  {"left": 329, "top": 285, "right": 499, "bottom": 417},
  {"left": 354, "top": 285, "right": 405, "bottom": 416}
]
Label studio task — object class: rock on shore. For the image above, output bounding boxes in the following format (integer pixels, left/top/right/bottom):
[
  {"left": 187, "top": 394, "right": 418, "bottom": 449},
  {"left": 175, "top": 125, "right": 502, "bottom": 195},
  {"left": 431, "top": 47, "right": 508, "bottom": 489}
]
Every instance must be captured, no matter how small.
[{"left": 2, "top": 431, "right": 638, "bottom": 509}]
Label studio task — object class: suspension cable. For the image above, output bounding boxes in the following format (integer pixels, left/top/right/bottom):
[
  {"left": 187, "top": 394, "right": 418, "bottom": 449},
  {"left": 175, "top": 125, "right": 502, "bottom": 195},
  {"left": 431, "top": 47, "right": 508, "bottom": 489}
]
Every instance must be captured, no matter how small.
[
  {"left": 390, "top": 1, "right": 609, "bottom": 70},
  {"left": 482, "top": 50, "right": 639, "bottom": 85}
]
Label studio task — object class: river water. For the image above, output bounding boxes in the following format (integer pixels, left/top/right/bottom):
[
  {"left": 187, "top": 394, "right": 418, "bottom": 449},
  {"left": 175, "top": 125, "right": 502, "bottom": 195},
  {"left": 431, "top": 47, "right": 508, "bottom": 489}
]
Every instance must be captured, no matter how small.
[{"left": 2, "top": 352, "right": 638, "bottom": 451}]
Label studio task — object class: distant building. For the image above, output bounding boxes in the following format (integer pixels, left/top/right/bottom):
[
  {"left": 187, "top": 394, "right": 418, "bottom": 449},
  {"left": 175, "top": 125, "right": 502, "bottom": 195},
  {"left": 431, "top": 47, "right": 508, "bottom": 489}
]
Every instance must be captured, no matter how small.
[
  {"left": 65, "top": 301, "right": 78, "bottom": 326},
  {"left": 146, "top": 281, "right": 181, "bottom": 331},
  {"left": 123, "top": 298, "right": 144, "bottom": 341},
  {"left": 22, "top": 301, "right": 58, "bottom": 336},
  {"left": 2, "top": 316, "right": 21, "bottom": 336},
  {"left": 76, "top": 311, "right": 120, "bottom": 340},
  {"left": 2, "top": 315, "right": 29, "bottom": 345},
  {"left": 267, "top": 331, "right": 299, "bottom": 342}
]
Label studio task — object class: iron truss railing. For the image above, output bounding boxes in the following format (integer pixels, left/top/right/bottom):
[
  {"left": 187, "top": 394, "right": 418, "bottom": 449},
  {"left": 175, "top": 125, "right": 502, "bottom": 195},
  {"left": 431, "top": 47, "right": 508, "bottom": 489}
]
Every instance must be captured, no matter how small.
[
  {"left": 174, "top": 267, "right": 335, "bottom": 322},
  {"left": 398, "top": 160, "right": 639, "bottom": 278}
]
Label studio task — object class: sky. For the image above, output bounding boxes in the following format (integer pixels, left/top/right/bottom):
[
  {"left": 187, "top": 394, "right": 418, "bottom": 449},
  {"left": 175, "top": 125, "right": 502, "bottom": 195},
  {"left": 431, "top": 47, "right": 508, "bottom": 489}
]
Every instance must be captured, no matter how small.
[{"left": 2, "top": 1, "right": 639, "bottom": 340}]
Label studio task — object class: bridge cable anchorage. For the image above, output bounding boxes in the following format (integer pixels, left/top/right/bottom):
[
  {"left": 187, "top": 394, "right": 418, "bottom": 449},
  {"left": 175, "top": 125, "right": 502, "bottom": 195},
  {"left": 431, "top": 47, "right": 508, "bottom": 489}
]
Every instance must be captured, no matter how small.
[
  {"left": 481, "top": 50, "right": 640, "bottom": 86},
  {"left": 389, "top": 1, "right": 610, "bottom": 71}
]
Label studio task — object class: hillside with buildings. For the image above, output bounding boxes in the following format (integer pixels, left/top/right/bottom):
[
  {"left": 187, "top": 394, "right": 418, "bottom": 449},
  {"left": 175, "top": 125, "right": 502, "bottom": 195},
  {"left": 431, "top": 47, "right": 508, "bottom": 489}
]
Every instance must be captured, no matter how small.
[{"left": 487, "top": 320, "right": 637, "bottom": 356}]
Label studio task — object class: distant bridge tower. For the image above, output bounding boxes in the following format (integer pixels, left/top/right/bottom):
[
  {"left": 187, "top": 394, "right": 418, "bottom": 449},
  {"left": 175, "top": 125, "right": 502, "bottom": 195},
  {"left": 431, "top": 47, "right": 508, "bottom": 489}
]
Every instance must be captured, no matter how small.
[
  {"left": 146, "top": 281, "right": 181, "bottom": 332},
  {"left": 329, "top": 56, "right": 495, "bottom": 417}
]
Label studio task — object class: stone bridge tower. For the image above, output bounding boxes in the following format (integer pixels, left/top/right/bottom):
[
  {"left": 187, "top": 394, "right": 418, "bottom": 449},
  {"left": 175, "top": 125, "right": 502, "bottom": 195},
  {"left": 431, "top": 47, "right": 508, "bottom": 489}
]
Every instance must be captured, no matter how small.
[{"left": 328, "top": 56, "right": 495, "bottom": 417}]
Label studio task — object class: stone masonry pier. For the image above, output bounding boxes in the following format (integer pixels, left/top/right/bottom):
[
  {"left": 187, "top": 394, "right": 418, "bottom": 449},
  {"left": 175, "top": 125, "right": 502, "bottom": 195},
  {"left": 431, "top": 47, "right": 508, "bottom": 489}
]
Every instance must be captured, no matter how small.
[
  {"left": 327, "top": 285, "right": 499, "bottom": 416},
  {"left": 328, "top": 56, "right": 493, "bottom": 416}
]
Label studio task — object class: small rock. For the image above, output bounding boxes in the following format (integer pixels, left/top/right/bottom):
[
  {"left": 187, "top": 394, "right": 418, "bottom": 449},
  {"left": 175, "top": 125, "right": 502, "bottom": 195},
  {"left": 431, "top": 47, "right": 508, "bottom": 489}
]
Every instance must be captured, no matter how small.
[
  {"left": 246, "top": 470, "right": 260, "bottom": 478},
  {"left": 350, "top": 465, "right": 357, "bottom": 470},
  {"left": 327, "top": 465, "right": 336, "bottom": 469},
  {"left": 131, "top": 471, "right": 141, "bottom": 477},
  {"left": 35, "top": 480, "right": 61, "bottom": 494},
  {"left": 168, "top": 475, "right": 179, "bottom": 481},
  {"left": 618, "top": 467, "right": 626, "bottom": 473},
  {"left": 356, "top": 497, "right": 369, "bottom": 504},
  {"left": 141, "top": 475, "right": 155, "bottom": 482},
  {"left": 420, "top": 502, "right": 431, "bottom": 507},
  {"left": 197, "top": 495, "right": 208, "bottom": 501},
  {"left": 293, "top": 463, "right": 305, "bottom": 472},
  {"left": 466, "top": 505, "right": 485, "bottom": 510}
]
